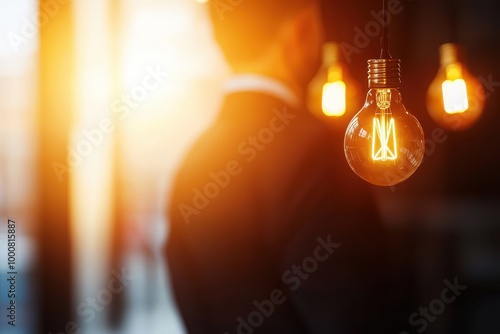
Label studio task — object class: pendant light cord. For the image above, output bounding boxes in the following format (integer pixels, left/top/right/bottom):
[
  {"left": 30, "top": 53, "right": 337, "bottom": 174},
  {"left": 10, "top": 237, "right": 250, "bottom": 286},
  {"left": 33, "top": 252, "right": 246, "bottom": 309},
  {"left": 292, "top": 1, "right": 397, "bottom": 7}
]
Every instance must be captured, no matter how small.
[
  {"left": 447, "top": 0, "right": 458, "bottom": 43},
  {"left": 380, "top": 0, "right": 392, "bottom": 58}
]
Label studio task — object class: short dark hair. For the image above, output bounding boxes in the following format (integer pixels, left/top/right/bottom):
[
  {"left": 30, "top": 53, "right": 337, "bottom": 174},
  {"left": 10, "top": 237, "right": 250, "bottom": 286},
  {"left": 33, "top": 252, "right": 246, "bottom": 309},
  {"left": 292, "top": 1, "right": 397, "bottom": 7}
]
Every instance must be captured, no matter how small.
[{"left": 208, "top": 0, "right": 318, "bottom": 67}]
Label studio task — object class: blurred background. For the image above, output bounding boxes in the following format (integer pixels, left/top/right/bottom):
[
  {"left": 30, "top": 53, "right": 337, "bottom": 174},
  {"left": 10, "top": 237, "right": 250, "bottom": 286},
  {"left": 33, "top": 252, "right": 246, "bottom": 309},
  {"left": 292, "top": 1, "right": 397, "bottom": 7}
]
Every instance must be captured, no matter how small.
[{"left": 0, "top": 0, "right": 498, "bottom": 333}]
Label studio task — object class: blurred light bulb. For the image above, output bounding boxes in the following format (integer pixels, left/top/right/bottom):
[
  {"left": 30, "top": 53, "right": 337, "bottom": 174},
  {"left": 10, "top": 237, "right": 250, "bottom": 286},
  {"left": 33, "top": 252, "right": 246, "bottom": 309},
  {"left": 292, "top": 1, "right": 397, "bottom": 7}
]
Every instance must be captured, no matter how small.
[
  {"left": 322, "top": 73, "right": 346, "bottom": 117},
  {"left": 308, "top": 43, "right": 361, "bottom": 122},
  {"left": 344, "top": 59, "right": 425, "bottom": 187},
  {"left": 427, "top": 43, "right": 485, "bottom": 130},
  {"left": 442, "top": 63, "right": 468, "bottom": 113}
]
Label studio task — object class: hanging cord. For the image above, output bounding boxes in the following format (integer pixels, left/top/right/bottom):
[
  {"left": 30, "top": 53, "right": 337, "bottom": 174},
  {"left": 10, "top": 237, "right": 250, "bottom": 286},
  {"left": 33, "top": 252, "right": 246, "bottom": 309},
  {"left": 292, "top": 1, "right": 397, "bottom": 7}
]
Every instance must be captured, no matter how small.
[
  {"left": 447, "top": 0, "right": 458, "bottom": 43},
  {"left": 380, "top": 0, "right": 392, "bottom": 58}
]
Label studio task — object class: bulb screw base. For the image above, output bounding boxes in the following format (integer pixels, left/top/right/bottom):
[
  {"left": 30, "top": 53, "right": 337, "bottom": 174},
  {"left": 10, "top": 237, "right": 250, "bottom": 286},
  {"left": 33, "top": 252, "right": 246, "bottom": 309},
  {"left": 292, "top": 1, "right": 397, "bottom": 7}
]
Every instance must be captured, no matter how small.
[
  {"left": 439, "top": 43, "right": 464, "bottom": 66},
  {"left": 323, "top": 42, "right": 341, "bottom": 65},
  {"left": 368, "top": 58, "right": 401, "bottom": 89}
]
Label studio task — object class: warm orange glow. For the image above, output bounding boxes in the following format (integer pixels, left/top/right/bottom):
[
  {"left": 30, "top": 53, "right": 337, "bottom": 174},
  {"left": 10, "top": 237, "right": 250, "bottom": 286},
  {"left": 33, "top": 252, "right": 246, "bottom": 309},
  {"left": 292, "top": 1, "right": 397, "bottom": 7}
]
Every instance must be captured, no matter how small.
[
  {"left": 322, "top": 80, "right": 346, "bottom": 116},
  {"left": 307, "top": 43, "right": 362, "bottom": 123},
  {"left": 427, "top": 44, "right": 486, "bottom": 131}
]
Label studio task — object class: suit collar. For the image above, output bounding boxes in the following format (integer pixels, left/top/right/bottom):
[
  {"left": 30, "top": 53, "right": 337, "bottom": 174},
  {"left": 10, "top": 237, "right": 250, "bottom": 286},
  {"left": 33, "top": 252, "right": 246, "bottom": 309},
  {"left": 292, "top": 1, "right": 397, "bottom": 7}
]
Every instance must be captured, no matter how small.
[{"left": 222, "top": 74, "right": 300, "bottom": 109}]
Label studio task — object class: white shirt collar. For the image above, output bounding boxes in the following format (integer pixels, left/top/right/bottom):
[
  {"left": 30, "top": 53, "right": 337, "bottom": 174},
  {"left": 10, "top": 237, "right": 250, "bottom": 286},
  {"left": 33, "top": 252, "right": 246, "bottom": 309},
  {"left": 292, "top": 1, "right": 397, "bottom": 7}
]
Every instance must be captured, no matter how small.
[{"left": 222, "top": 74, "right": 300, "bottom": 108}]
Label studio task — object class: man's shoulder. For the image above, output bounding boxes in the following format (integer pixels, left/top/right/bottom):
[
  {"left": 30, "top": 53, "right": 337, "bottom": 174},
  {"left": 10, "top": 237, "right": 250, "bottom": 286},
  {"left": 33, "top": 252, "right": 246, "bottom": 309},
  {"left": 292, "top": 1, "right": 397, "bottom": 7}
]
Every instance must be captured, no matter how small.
[
  {"left": 170, "top": 96, "right": 339, "bottom": 203},
  {"left": 183, "top": 104, "right": 334, "bottom": 170}
]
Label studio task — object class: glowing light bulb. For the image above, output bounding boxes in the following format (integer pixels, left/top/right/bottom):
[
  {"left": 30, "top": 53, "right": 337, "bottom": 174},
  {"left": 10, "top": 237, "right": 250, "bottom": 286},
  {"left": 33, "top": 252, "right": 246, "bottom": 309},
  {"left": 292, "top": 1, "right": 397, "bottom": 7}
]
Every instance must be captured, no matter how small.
[
  {"left": 344, "top": 59, "right": 425, "bottom": 187},
  {"left": 442, "top": 63, "right": 468, "bottom": 113},
  {"left": 308, "top": 43, "right": 361, "bottom": 122},
  {"left": 427, "top": 43, "right": 485, "bottom": 130},
  {"left": 322, "top": 68, "right": 347, "bottom": 116}
]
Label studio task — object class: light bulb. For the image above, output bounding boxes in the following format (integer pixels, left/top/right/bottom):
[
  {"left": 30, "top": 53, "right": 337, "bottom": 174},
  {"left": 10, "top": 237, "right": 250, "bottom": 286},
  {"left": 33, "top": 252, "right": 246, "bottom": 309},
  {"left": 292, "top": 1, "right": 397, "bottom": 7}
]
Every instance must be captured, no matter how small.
[
  {"left": 427, "top": 43, "right": 486, "bottom": 131},
  {"left": 344, "top": 59, "right": 425, "bottom": 187},
  {"left": 322, "top": 70, "right": 347, "bottom": 117},
  {"left": 308, "top": 43, "right": 361, "bottom": 122}
]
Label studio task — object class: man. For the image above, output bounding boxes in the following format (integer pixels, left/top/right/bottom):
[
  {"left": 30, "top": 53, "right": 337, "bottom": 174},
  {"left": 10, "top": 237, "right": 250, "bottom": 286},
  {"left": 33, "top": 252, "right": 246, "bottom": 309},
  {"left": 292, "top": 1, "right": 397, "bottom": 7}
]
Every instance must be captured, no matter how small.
[{"left": 166, "top": 1, "right": 392, "bottom": 333}]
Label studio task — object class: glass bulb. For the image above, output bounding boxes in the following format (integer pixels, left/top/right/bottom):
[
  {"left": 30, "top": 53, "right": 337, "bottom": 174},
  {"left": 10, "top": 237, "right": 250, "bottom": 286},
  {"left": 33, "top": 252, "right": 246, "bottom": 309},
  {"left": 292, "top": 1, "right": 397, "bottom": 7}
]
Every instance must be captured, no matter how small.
[
  {"left": 308, "top": 42, "right": 361, "bottom": 123},
  {"left": 344, "top": 59, "right": 425, "bottom": 187},
  {"left": 427, "top": 43, "right": 486, "bottom": 131}
]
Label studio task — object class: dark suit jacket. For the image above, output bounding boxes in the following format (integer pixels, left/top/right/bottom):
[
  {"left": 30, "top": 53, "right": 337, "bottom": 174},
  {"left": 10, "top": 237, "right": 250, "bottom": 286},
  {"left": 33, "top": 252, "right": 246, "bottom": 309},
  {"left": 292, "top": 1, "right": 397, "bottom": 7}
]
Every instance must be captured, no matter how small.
[{"left": 166, "top": 91, "right": 392, "bottom": 334}]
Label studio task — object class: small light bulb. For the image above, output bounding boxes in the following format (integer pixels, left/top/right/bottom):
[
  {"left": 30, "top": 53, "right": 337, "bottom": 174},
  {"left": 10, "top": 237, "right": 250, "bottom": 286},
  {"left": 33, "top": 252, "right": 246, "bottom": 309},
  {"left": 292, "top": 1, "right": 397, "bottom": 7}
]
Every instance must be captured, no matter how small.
[
  {"left": 344, "top": 59, "right": 425, "bottom": 187},
  {"left": 427, "top": 43, "right": 486, "bottom": 130},
  {"left": 308, "top": 43, "right": 361, "bottom": 122},
  {"left": 322, "top": 79, "right": 346, "bottom": 117}
]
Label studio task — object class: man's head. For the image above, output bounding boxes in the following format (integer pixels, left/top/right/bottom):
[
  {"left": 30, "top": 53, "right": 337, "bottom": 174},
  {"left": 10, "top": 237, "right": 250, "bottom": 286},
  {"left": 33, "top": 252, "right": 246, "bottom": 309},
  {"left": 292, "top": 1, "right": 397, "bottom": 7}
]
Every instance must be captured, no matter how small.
[{"left": 209, "top": 0, "right": 324, "bottom": 94}]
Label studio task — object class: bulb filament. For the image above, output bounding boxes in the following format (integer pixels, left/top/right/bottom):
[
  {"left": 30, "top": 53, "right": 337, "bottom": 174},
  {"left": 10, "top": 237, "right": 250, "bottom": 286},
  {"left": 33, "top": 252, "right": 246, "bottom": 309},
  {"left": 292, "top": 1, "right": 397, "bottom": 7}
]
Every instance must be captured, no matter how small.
[
  {"left": 372, "top": 90, "right": 398, "bottom": 161},
  {"left": 442, "top": 63, "right": 469, "bottom": 114}
]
